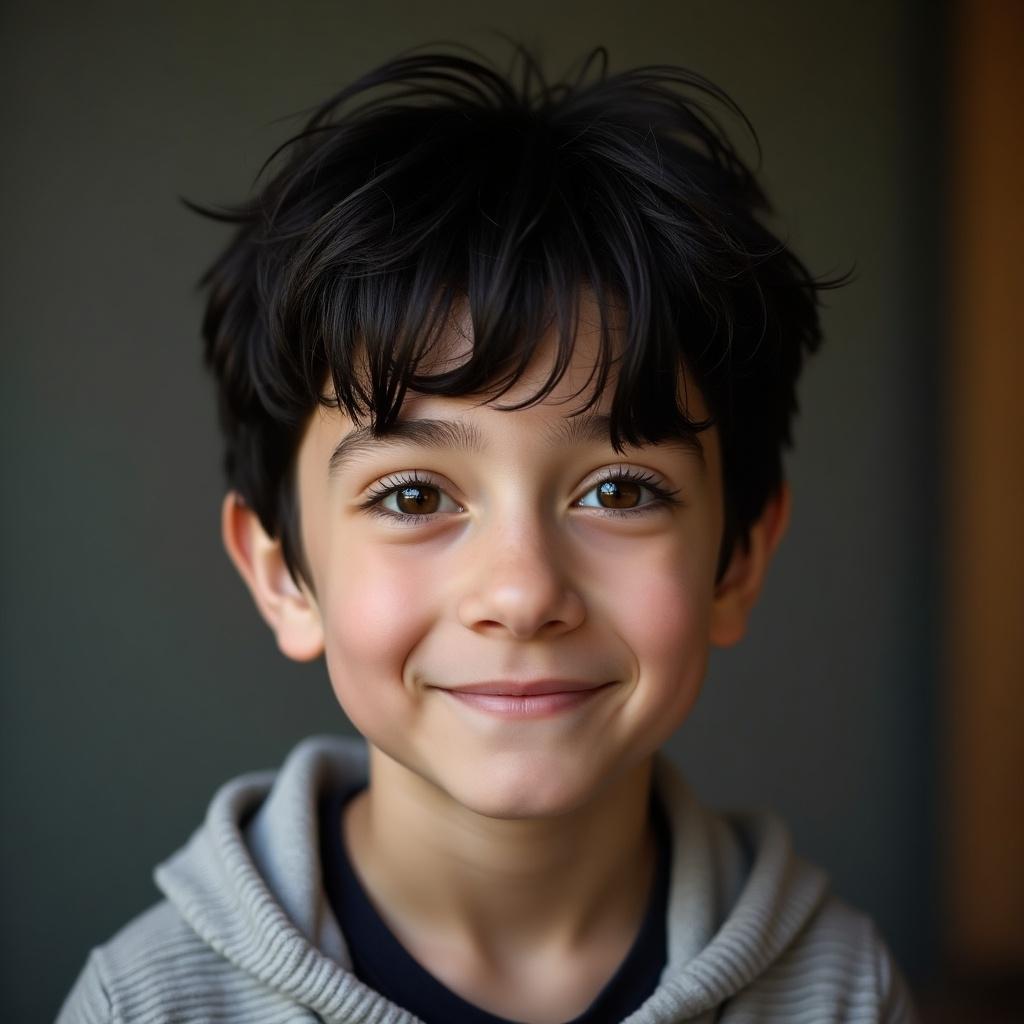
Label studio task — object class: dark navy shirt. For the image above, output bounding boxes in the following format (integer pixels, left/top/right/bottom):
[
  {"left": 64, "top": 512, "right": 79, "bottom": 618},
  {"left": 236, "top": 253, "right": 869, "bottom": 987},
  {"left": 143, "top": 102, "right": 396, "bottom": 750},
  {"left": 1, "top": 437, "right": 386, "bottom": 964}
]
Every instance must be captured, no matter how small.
[{"left": 319, "top": 786, "right": 670, "bottom": 1024}]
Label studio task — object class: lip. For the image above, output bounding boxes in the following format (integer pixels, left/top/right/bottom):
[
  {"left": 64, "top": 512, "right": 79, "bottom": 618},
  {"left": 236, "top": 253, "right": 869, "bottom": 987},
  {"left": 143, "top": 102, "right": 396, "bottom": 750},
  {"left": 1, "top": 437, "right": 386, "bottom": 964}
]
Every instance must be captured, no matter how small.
[
  {"left": 434, "top": 679, "right": 614, "bottom": 719},
  {"left": 445, "top": 679, "right": 608, "bottom": 697}
]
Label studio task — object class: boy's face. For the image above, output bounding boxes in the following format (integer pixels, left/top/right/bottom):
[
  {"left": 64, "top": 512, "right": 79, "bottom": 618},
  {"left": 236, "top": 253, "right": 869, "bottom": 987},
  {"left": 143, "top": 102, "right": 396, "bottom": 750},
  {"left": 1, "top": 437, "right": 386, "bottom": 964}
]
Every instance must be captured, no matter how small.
[{"left": 248, "top": 311, "right": 771, "bottom": 820}]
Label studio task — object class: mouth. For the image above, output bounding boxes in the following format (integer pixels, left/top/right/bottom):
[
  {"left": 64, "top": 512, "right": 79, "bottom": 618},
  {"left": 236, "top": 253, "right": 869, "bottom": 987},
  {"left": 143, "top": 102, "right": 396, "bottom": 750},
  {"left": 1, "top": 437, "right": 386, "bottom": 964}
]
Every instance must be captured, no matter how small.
[{"left": 433, "top": 679, "right": 615, "bottom": 718}]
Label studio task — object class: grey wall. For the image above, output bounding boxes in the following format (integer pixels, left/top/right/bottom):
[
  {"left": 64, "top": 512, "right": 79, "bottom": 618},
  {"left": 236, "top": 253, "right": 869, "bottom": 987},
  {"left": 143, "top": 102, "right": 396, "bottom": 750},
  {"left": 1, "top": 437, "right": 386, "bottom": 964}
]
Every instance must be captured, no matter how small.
[{"left": 0, "top": 1, "right": 943, "bottom": 1019}]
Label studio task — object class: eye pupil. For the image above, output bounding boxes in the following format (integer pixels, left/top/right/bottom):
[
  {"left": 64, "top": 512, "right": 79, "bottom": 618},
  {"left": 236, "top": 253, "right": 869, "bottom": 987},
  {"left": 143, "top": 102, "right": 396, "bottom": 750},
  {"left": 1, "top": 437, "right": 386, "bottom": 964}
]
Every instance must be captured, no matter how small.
[
  {"left": 598, "top": 480, "right": 642, "bottom": 509},
  {"left": 396, "top": 486, "right": 439, "bottom": 514}
]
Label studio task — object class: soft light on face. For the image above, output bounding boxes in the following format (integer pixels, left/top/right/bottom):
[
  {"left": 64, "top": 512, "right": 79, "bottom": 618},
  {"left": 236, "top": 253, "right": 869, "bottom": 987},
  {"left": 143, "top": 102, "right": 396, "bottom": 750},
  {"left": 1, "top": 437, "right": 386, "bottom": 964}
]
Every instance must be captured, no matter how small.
[{"left": 293, "top": 319, "right": 726, "bottom": 819}]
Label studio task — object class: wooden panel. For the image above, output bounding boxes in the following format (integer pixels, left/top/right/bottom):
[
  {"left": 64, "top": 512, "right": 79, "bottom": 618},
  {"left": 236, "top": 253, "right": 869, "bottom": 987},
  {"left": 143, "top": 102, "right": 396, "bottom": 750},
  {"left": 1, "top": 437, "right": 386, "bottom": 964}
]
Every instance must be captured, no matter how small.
[{"left": 948, "top": 0, "right": 1024, "bottom": 971}]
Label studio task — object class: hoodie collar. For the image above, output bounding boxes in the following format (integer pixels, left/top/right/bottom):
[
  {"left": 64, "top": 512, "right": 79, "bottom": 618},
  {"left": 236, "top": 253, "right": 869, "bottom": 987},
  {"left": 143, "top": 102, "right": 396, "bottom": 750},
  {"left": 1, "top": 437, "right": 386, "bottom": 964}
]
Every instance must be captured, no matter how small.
[{"left": 154, "top": 735, "right": 829, "bottom": 1023}]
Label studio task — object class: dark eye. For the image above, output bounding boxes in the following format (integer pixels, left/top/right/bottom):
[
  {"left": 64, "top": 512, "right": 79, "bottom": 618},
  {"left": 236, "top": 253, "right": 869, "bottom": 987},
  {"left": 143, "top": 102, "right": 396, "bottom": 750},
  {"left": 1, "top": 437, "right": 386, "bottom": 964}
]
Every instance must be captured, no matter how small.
[
  {"left": 576, "top": 471, "right": 680, "bottom": 515},
  {"left": 374, "top": 481, "right": 461, "bottom": 518},
  {"left": 592, "top": 480, "right": 643, "bottom": 509},
  {"left": 392, "top": 485, "right": 440, "bottom": 514}
]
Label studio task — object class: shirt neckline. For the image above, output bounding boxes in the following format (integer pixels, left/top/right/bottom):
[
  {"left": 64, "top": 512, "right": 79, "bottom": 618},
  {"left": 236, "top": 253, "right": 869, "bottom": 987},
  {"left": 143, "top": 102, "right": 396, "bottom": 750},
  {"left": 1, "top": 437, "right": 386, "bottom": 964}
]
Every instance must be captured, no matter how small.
[{"left": 319, "top": 783, "right": 670, "bottom": 1024}]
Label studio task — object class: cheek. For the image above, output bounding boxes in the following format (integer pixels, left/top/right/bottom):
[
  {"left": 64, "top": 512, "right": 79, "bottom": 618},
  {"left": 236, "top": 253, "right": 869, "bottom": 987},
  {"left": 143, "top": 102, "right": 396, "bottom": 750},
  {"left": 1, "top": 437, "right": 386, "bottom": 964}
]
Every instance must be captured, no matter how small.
[
  {"left": 594, "top": 532, "right": 716, "bottom": 666},
  {"left": 318, "top": 545, "right": 437, "bottom": 710},
  {"left": 618, "top": 568, "right": 712, "bottom": 667},
  {"left": 615, "top": 561, "right": 714, "bottom": 745}
]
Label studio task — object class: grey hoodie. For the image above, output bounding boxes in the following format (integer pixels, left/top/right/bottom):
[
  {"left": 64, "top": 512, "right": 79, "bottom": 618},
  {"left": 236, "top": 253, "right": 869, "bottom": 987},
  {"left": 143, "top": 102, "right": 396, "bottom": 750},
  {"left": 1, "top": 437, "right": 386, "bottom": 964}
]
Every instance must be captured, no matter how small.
[{"left": 57, "top": 734, "right": 916, "bottom": 1023}]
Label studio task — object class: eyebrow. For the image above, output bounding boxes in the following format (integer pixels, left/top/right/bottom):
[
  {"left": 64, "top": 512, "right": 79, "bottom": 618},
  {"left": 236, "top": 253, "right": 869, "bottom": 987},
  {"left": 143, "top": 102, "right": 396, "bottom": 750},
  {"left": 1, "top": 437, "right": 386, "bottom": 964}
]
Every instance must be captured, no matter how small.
[
  {"left": 327, "top": 412, "right": 705, "bottom": 477},
  {"left": 329, "top": 419, "right": 485, "bottom": 477},
  {"left": 547, "top": 414, "right": 706, "bottom": 466}
]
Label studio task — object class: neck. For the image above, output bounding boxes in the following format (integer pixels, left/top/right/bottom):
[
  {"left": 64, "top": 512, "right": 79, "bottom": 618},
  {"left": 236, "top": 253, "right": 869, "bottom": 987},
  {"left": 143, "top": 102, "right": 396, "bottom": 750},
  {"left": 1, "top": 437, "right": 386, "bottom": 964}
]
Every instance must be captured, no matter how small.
[{"left": 342, "top": 747, "right": 657, "bottom": 964}]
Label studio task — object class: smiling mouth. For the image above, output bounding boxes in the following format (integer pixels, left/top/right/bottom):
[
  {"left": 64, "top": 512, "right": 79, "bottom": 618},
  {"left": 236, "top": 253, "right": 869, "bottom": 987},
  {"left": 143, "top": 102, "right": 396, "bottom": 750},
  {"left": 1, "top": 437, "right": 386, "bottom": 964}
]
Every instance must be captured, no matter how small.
[{"left": 434, "top": 679, "right": 614, "bottom": 718}]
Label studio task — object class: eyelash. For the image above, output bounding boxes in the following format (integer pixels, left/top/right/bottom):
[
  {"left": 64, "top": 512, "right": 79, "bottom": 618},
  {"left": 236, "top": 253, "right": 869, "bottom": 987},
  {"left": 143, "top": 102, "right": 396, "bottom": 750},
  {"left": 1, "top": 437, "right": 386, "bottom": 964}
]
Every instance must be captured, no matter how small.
[{"left": 357, "top": 467, "right": 683, "bottom": 524}]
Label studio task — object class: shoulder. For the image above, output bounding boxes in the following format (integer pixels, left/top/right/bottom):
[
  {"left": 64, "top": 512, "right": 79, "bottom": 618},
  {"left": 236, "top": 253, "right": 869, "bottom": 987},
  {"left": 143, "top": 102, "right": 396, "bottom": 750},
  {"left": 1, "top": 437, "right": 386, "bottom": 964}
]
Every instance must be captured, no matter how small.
[
  {"left": 56, "top": 899, "right": 289, "bottom": 1023},
  {"left": 56, "top": 735, "right": 372, "bottom": 1023},
  {"left": 716, "top": 799, "right": 918, "bottom": 1022},
  {"left": 651, "top": 759, "right": 917, "bottom": 1022},
  {"left": 723, "top": 887, "right": 919, "bottom": 1023}
]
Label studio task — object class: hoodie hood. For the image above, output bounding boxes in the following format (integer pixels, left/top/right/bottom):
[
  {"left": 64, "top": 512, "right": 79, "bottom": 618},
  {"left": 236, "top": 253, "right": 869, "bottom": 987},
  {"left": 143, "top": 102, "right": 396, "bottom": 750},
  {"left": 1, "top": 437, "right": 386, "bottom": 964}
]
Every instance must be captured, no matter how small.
[{"left": 153, "top": 734, "right": 832, "bottom": 1023}]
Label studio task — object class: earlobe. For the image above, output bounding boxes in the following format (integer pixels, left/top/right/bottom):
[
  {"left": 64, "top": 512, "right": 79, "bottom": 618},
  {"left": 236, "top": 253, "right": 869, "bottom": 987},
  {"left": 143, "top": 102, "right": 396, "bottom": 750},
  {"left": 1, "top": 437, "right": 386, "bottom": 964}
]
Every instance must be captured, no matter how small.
[
  {"left": 709, "top": 483, "right": 791, "bottom": 648},
  {"left": 220, "top": 492, "right": 325, "bottom": 662}
]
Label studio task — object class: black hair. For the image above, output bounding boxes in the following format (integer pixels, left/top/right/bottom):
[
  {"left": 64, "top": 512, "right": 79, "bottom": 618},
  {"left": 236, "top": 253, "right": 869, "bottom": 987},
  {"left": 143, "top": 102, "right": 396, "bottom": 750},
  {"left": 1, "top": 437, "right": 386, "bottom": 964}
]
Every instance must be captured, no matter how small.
[{"left": 194, "top": 46, "right": 835, "bottom": 586}]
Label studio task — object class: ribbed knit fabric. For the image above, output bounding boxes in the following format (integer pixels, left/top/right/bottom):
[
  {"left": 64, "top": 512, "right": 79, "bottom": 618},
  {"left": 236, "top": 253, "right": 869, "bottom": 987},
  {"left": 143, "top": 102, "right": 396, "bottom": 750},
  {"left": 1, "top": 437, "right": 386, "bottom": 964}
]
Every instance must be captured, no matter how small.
[{"left": 56, "top": 734, "right": 917, "bottom": 1023}]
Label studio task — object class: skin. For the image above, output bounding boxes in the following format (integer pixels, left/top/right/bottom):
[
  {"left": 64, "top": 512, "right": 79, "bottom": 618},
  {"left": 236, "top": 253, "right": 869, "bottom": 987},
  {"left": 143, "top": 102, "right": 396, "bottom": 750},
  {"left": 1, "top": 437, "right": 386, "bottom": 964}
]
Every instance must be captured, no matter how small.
[{"left": 223, "top": 310, "right": 790, "bottom": 1023}]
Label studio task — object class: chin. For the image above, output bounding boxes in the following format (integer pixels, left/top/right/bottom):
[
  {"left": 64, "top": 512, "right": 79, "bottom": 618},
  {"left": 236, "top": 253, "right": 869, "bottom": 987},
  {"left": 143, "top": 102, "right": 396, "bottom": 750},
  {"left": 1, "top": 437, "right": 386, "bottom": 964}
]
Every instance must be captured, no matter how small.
[{"left": 440, "top": 751, "right": 616, "bottom": 821}]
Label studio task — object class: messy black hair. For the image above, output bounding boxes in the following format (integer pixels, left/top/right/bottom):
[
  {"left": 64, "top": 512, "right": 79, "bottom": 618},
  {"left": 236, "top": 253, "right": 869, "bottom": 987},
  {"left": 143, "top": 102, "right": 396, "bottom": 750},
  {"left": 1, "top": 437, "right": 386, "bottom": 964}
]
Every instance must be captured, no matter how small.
[{"left": 195, "top": 46, "right": 833, "bottom": 585}]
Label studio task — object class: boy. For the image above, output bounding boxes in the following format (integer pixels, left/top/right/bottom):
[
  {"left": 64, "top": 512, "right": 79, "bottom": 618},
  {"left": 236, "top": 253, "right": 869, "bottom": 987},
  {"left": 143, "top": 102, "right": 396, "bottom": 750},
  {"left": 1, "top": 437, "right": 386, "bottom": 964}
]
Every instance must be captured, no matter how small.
[{"left": 58, "top": 47, "right": 916, "bottom": 1023}]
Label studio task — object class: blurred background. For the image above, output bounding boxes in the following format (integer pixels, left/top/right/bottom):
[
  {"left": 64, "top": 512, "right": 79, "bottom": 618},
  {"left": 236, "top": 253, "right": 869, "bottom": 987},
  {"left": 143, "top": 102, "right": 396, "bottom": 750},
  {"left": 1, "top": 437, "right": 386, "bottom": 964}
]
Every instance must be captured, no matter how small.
[{"left": 2, "top": 1, "right": 1021, "bottom": 1020}]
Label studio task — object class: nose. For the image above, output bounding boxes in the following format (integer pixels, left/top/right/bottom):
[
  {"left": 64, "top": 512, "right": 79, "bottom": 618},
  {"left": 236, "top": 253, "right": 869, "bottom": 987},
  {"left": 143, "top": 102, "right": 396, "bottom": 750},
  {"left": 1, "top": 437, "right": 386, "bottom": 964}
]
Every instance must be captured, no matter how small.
[{"left": 457, "top": 516, "right": 586, "bottom": 640}]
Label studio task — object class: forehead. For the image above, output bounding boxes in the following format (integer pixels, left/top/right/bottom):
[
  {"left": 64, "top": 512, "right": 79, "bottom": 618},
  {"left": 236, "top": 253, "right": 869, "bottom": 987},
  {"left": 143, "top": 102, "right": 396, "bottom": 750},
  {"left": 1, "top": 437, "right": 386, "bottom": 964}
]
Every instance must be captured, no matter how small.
[
  {"left": 304, "top": 294, "right": 715, "bottom": 475},
  {"left": 325, "top": 409, "right": 708, "bottom": 481},
  {"left": 312, "top": 383, "right": 712, "bottom": 497},
  {"left": 410, "top": 291, "right": 614, "bottom": 391},
  {"left": 346, "top": 290, "right": 708, "bottom": 420}
]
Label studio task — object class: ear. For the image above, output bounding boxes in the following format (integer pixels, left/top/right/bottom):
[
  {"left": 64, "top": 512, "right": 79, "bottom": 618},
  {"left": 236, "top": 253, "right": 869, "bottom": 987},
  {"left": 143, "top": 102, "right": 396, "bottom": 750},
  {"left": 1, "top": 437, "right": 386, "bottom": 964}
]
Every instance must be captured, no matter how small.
[
  {"left": 220, "top": 492, "right": 325, "bottom": 662},
  {"left": 709, "top": 482, "right": 791, "bottom": 648}
]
